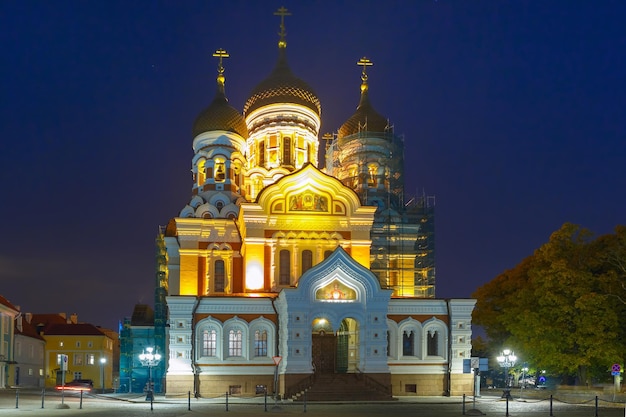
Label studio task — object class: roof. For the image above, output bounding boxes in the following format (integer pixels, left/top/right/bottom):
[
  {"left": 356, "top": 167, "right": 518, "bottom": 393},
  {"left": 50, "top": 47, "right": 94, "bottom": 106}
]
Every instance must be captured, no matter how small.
[
  {"left": 15, "top": 318, "right": 45, "bottom": 341},
  {"left": 130, "top": 304, "right": 154, "bottom": 326},
  {"left": 243, "top": 49, "right": 321, "bottom": 117},
  {"left": 0, "top": 294, "right": 19, "bottom": 312},
  {"left": 42, "top": 323, "right": 106, "bottom": 336}
]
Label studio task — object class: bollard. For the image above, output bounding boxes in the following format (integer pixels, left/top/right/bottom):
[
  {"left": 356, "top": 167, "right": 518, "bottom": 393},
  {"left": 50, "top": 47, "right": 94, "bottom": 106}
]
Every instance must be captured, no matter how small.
[
  {"left": 264, "top": 389, "right": 267, "bottom": 412},
  {"left": 15, "top": 388, "right": 19, "bottom": 408},
  {"left": 595, "top": 395, "right": 599, "bottom": 417},
  {"left": 462, "top": 393, "right": 466, "bottom": 415},
  {"left": 150, "top": 392, "right": 154, "bottom": 411},
  {"left": 226, "top": 391, "right": 229, "bottom": 411},
  {"left": 80, "top": 389, "right": 83, "bottom": 409},
  {"left": 505, "top": 395, "right": 509, "bottom": 417},
  {"left": 549, "top": 394, "right": 553, "bottom": 417},
  {"left": 41, "top": 388, "right": 45, "bottom": 409},
  {"left": 188, "top": 391, "right": 191, "bottom": 411},
  {"left": 303, "top": 390, "right": 307, "bottom": 413}
]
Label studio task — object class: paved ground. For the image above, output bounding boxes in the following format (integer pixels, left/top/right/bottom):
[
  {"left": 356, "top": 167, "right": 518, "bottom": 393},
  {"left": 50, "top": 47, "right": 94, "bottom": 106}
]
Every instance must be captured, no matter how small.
[{"left": 1, "top": 389, "right": 625, "bottom": 416}]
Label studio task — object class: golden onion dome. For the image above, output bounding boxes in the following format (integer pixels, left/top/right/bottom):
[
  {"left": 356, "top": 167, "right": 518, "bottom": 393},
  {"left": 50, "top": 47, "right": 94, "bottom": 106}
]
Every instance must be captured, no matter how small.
[
  {"left": 243, "top": 50, "right": 321, "bottom": 118},
  {"left": 338, "top": 57, "right": 388, "bottom": 139},
  {"left": 192, "top": 49, "right": 248, "bottom": 139}
]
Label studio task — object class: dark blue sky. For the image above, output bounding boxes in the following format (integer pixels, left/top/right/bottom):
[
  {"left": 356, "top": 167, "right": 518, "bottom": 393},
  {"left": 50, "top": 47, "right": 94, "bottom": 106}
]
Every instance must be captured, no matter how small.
[{"left": 2, "top": 1, "right": 625, "bottom": 330}]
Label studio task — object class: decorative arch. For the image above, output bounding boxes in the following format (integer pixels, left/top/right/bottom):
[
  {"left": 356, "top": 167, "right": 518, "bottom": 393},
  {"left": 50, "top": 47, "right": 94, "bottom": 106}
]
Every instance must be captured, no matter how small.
[
  {"left": 423, "top": 317, "right": 447, "bottom": 359},
  {"left": 398, "top": 317, "right": 423, "bottom": 358},
  {"left": 248, "top": 317, "right": 276, "bottom": 359},
  {"left": 223, "top": 317, "right": 249, "bottom": 360},
  {"left": 195, "top": 317, "right": 223, "bottom": 361}
]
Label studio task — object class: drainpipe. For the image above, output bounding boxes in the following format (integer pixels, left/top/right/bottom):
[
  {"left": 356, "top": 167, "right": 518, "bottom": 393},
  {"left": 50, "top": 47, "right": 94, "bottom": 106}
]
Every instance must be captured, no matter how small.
[
  {"left": 270, "top": 297, "right": 280, "bottom": 396},
  {"left": 446, "top": 299, "right": 452, "bottom": 396},
  {"left": 190, "top": 297, "right": 200, "bottom": 397}
]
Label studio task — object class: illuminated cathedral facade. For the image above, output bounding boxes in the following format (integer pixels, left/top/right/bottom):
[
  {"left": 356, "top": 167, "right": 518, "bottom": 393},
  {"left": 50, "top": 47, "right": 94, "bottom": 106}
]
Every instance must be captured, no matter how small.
[{"left": 159, "top": 9, "right": 475, "bottom": 398}]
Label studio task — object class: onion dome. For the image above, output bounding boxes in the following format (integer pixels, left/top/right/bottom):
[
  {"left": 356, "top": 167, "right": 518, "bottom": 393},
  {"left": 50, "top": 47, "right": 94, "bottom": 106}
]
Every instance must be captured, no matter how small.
[
  {"left": 193, "top": 49, "right": 248, "bottom": 139},
  {"left": 338, "top": 57, "right": 388, "bottom": 139},
  {"left": 243, "top": 7, "right": 321, "bottom": 118}
]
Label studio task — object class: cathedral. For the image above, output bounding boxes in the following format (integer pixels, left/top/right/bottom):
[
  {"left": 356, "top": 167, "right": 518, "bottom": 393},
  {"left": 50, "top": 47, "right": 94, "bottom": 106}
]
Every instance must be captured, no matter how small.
[{"left": 158, "top": 8, "right": 476, "bottom": 398}]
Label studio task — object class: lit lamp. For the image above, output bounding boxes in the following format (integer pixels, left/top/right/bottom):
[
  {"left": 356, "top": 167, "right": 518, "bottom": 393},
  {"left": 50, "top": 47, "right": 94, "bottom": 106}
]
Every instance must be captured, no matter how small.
[
  {"left": 497, "top": 349, "right": 517, "bottom": 399},
  {"left": 99, "top": 357, "right": 106, "bottom": 394},
  {"left": 138, "top": 347, "right": 162, "bottom": 403}
]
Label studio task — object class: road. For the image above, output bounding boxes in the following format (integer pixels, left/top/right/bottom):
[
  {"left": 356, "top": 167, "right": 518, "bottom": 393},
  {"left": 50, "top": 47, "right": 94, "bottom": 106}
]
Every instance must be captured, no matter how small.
[{"left": 0, "top": 389, "right": 624, "bottom": 416}]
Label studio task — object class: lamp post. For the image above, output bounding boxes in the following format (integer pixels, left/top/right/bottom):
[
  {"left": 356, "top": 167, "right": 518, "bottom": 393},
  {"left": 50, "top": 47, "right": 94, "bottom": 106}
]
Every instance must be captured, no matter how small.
[
  {"left": 138, "top": 347, "right": 161, "bottom": 402},
  {"left": 99, "top": 357, "right": 106, "bottom": 394},
  {"left": 497, "top": 349, "right": 517, "bottom": 399}
]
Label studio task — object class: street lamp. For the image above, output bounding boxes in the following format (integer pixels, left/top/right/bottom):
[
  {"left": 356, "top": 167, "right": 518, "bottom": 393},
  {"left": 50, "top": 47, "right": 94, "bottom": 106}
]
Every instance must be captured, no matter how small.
[
  {"left": 138, "top": 347, "right": 162, "bottom": 402},
  {"left": 99, "top": 357, "right": 106, "bottom": 394},
  {"left": 497, "top": 349, "right": 517, "bottom": 399}
]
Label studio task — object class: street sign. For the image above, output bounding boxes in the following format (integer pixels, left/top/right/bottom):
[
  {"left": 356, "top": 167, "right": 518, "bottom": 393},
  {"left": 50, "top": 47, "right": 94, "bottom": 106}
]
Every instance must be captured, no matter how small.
[
  {"left": 61, "top": 354, "right": 68, "bottom": 371},
  {"left": 273, "top": 356, "right": 282, "bottom": 366},
  {"left": 612, "top": 363, "right": 621, "bottom": 373}
]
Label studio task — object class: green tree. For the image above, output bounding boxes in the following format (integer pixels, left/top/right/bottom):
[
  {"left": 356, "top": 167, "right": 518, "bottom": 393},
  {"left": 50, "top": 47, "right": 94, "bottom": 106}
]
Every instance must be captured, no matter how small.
[{"left": 473, "top": 223, "right": 626, "bottom": 384}]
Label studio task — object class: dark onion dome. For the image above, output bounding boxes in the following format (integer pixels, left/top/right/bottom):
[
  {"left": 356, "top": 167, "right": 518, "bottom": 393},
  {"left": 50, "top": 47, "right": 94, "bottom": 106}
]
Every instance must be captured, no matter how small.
[
  {"left": 338, "top": 58, "right": 388, "bottom": 139},
  {"left": 243, "top": 49, "right": 321, "bottom": 118},
  {"left": 192, "top": 53, "right": 248, "bottom": 139}
]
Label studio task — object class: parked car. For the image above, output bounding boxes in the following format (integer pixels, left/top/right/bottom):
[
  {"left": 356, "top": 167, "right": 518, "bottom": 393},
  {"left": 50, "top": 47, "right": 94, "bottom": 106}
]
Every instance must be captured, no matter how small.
[{"left": 56, "top": 379, "right": 94, "bottom": 391}]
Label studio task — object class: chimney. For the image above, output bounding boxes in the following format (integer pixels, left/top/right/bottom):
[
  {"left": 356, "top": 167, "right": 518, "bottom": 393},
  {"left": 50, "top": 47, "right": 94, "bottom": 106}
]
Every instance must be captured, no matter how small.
[
  {"left": 70, "top": 313, "right": 78, "bottom": 324},
  {"left": 16, "top": 315, "right": 23, "bottom": 332},
  {"left": 25, "top": 313, "right": 32, "bottom": 323}
]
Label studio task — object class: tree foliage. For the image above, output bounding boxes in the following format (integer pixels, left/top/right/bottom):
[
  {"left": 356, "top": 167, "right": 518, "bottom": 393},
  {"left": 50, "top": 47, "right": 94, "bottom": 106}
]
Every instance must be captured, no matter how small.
[{"left": 473, "top": 223, "right": 626, "bottom": 384}]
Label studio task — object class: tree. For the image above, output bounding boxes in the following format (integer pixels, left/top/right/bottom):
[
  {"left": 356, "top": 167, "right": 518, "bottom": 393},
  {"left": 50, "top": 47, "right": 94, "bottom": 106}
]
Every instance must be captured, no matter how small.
[{"left": 473, "top": 223, "right": 626, "bottom": 384}]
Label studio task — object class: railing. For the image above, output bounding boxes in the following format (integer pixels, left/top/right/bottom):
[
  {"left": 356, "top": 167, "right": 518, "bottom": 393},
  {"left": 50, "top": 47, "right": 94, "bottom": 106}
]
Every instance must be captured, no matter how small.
[
  {"left": 355, "top": 368, "right": 391, "bottom": 395},
  {"left": 284, "top": 374, "right": 316, "bottom": 399}
]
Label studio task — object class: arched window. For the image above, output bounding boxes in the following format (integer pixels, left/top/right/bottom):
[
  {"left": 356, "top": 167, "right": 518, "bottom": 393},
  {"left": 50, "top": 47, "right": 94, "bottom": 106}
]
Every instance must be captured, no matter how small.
[
  {"left": 214, "top": 260, "right": 225, "bottom": 293},
  {"left": 258, "top": 142, "right": 265, "bottom": 166},
  {"left": 427, "top": 330, "right": 439, "bottom": 356},
  {"left": 197, "top": 160, "right": 206, "bottom": 185},
  {"left": 202, "top": 330, "right": 217, "bottom": 357},
  {"left": 402, "top": 330, "right": 415, "bottom": 356},
  {"left": 279, "top": 250, "right": 290, "bottom": 285},
  {"left": 301, "top": 250, "right": 312, "bottom": 274},
  {"left": 254, "top": 330, "right": 267, "bottom": 357},
  {"left": 228, "top": 329, "right": 242, "bottom": 357},
  {"left": 214, "top": 159, "right": 225, "bottom": 181},
  {"left": 283, "top": 137, "right": 292, "bottom": 165}
]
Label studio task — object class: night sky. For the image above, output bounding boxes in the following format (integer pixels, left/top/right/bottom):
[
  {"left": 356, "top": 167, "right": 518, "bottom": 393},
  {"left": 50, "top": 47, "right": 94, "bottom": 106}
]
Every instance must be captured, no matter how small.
[{"left": 2, "top": 1, "right": 625, "bottom": 331}]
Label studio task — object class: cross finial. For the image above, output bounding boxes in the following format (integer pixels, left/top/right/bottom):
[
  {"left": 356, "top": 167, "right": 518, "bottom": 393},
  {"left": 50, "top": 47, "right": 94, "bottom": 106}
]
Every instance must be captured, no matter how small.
[
  {"left": 213, "top": 48, "right": 230, "bottom": 75},
  {"left": 357, "top": 57, "right": 373, "bottom": 80},
  {"left": 212, "top": 48, "right": 229, "bottom": 94},
  {"left": 357, "top": 57, "right": 373, "bottom": 94},
  {"left": 274, "top": 6, "right": 291, "bottom": 48}
]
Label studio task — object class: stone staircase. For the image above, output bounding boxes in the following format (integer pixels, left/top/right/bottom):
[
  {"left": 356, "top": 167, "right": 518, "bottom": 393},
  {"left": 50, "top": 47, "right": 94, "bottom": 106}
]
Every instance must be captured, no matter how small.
[{"left": 291, "top": 373, "right": 394, "bottom": 402}]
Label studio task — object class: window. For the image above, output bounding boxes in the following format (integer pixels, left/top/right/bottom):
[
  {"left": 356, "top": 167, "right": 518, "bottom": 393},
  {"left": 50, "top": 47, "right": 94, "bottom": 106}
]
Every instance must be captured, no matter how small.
[
  {"left": 214, "top": 159, "right": 225, "bottom": 182},
  {"left": 74, "top": 354, "right": 83, "bottom": 366},
  {"left": 301, "top": 250, "right": 313, "bottom": 274},
  {"left": 87, "top": 341, "right": 93, "bottom": 348},
  {"left": 402, "top": 330, "right": 414, "bottom": 356},
  {"left": 197, "top": 160, "right": 206, "bottom": 185},
  {"left": 254, "top": 330, "right": 267, "bottom": 357},
  {"left": 214, "top": 260, "right": 225, "bottom": 293},
  {"left": 87, "top": 354, "right": 95, "bottom": 365},
  {"left": 73, "top": 372, "right": 82, "bottom": 380},
  {"left": 228, "top": 330, "right": 243, "bottom": 357},
  {"left": 427, "top": 330, "right": 439, "bottom": 356},
  {"left": 76, "top": 341, "right": 81, "bottom": 348},
  {"left": 279, "top": 250, "right": 290, "bottom": 285},
  {"left": 258, "top": 141, "right": 265, "bottom": 166},
  {"left": 283, "top": 137, "right": 292, "bottom": 165},
  {"left": 202, "top": 330, "right": 217, "bottom": 357}
]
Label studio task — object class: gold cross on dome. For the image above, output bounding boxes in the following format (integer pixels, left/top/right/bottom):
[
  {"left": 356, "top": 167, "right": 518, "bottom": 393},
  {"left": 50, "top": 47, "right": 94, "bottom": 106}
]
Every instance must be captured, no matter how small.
[
  {"left": 213, "top": 48, "right": 229, "bottom": 74},
  {"left": 274, "top": 6, "right": 291, "bottom": 47},
  {"left": 357, "top": 57, "right": 373, "bottom": 76}
]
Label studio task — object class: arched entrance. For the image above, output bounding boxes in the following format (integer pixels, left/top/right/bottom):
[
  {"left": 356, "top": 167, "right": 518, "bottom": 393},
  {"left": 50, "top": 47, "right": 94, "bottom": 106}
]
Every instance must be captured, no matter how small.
[{"left": 311, "top": 317, "right": 359, "bottom": 374}]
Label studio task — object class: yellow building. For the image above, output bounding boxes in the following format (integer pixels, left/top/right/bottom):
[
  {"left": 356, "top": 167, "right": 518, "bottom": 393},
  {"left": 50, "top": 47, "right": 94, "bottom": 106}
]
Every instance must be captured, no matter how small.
[
  {"left": 33, "top": 315, "right": 114, "bottom": 390},
  {"left": 161, "top": 8, "right": 475, "bottom": 399}
]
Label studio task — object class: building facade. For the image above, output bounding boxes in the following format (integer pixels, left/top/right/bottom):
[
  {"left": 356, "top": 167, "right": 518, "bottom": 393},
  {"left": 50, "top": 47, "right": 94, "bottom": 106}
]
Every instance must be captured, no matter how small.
[
  {"left": 0, "top": 295, "right": 19, "bottom": 388},
  {"left": 161, "top": 9, "right": 476, "bottom": 398},
  {"left": 14, "top": 314, "right": 46, "bottom": 388}
]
